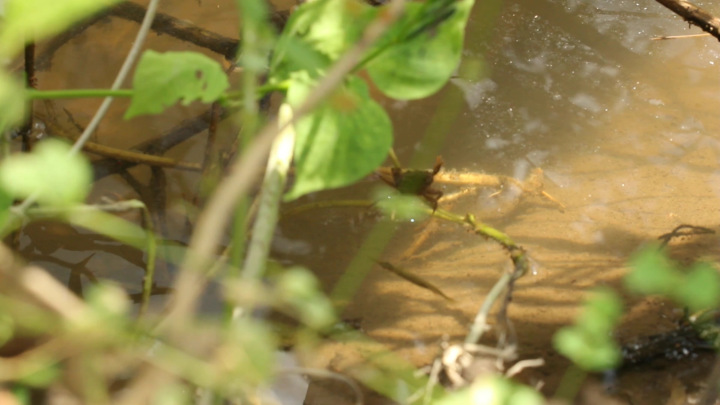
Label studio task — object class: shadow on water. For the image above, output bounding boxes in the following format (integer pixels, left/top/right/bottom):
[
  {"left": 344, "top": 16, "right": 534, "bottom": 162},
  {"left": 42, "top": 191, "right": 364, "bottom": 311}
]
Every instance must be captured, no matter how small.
[{"left": 14, "top": 0, "right": 720, "bottom": 403}]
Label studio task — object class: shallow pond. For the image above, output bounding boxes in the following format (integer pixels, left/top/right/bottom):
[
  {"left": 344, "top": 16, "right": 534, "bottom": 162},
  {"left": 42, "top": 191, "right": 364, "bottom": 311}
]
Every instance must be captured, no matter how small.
[{"left": 17, "top": 0, "right": 720, "bottom": 404}]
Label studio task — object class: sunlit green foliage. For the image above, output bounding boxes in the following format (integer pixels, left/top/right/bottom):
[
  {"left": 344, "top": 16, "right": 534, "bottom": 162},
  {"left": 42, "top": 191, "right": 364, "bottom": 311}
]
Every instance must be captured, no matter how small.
[
  {"left": 436, "top": 376, "right": 544, "bottom": 405},
  {"left": 553, "top": 288, "right": 623, "bottom": 371},
  {"left": 626, "top": 245, "right": 720, "bottom": 312},
  {"left": 273, "top": 267, "right": 336, "bottom": 329},
  {"left": 125, "top": 51, "right": 230, "bottom": 119},
  {"left": 0, "top": 139, "right": 92, "bottom": 208},
  {"left": 285, "top": 72, "right": 392, "bottom": 200},
  {"left": 0, "top": 72, "right": 27, "bottom": 133},
  {"left": 366, "top": 0, "right": 475, "bottom": 99},
  {"left": 270, "top": 0, "right": 375, "bottom": 81},
  {"left": 0, "top": 0, "right": 122, "bottom": 57}
]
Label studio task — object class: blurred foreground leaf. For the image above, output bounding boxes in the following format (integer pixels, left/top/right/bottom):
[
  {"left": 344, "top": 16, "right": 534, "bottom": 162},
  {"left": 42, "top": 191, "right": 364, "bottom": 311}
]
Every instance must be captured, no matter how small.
[
  {"left": 0, "top": 0, "right": 121, "bottom": 57},
  {"left": 0, "top": 139, "right": 91, "bottom": 207},
  {"left": 275, "top": 267, "right": 336, "bottom": 329},
  {"left": 676, "top": 262, "right": 720, "bottom": 312},
  {"left": 625, "top": 245, "right": 680, "bottom": 295},
  {"left": 626, "top": 246, "right": 720, "bottom": 312},
  {"left": 553, "top": 288, "right": 622, "bottom": 371},
  {"left": 0, "top": 71, "right": 26, "bottom": 133},
  {"left": 373, "top": 186, "right": 430, "bottom": 222},
  {"left": 436, "top": 375, "right": 544, "bottom": 405}
]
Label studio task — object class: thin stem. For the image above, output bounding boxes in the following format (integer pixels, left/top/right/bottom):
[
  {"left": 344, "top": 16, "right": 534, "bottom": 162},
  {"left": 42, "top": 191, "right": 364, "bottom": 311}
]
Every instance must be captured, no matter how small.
[
  {"left": 160, "top": 0, "right": 408, "bottom": 336},
  {"left": 464, "top": 272, "right": 512, "bottom": 344},
  {"left": 20, "top": 43, "right": 36, "bottom": 152},
  {"left": 12, "top": 0, "right": 161, "bottom": 216},
  {"left": 26, "top": 89, "right": 133, "bottom": 100},
  {"left": 237, "top": 104, "right": 295, "bottom": 290},
  {"left": 137, "top": 204, "right": 157, "bottom": 318},
  {"left": 68, "top": 0, "right": 160, "bottom": 156}
]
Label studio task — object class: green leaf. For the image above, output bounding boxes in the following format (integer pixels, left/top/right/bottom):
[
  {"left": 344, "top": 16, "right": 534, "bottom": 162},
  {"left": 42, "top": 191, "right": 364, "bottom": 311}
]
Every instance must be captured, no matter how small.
[
  {"left": 553, "top": 327, "right": 621, "bottom": 371},
  {"left": 0, "top": 185, "right": 13, "bottom": 231},
  {"left": 365, "top": 0, "right": 475, "bottom": 100},
  {"left": 284, "top": 73, "right": 392, "bottom": 200},
  {"left": 85, "top": 282, "right": 131, "bottom": 319},
  {"left": 270, "top": 0, "right": 375, "bottom": 82},
  {"left": 0, "top": 139, "right": 92, "bottom": 207},
  {"left": 553, "top": 288, "right": 623, "bottom": 371},
  {"left": 223, "top": 318, "right": 278, "bottom": 386},
  {"left": 0, "top": 0, "right": 122, "bottom": 58},
  {"left": 0, "top": 71, "right": 27, "bottom": 133},
  {"left": 275, "top": 267, "right": 336, "bottom": 329},
  {"left": 0, "top": 313, "right": 14, "bottom": 347},
  {"left": 625, "top": 246, "right": 681, "bottom": 296},
  {"left": 576, "top": 288, "right": 623, "bottom": 335},
  {"left": 677, "top": 262, "right": 720, "bottom": 312},
  {"left": 18, "top": 360, "right": 61, "bottom": 387},
  {"left": 125, "top": 51, "right": 230, "bottom": 119}
]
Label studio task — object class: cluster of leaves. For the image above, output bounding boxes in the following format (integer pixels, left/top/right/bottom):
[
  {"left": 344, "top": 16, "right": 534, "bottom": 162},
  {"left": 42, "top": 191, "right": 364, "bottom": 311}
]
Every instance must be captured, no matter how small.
[
  {"left": 554, "top": 246, "right": 720, "bottom": 380},
  {"left": 0, "top": 0, "right": 500, "bottom": 403},
  {"left": 272, "top": 0, "right": 474, "bottom": 199},
  {"left": 0, "top": 0, "right": 477, "bottom": 225},
  {"left": 626, "top": 245, "right": 720, "bottom": 312}
]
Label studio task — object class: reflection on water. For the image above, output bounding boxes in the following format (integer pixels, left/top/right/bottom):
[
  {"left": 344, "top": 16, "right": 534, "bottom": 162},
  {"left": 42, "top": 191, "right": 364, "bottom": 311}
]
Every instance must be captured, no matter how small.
[{"left": 15, "top": 0, "right": 720, "bottom": 402}]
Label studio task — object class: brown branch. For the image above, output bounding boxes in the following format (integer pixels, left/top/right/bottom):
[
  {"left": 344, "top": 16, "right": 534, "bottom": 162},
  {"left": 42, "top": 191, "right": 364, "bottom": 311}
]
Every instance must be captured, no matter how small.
[
  {"left": 33, "top": 2, "right": 289, "bottom": 71},
  {"left": 91, "top": 107, "right": 230, "bottom": 180},
  {"left": 36, "top": 102, "right": 202, "bottom": 172},
  {"left": 655, "top": 0, "right": 720, "bottom": 41},
  {"left": 108, "top": 2, "right": 240, "bottom": 60}
]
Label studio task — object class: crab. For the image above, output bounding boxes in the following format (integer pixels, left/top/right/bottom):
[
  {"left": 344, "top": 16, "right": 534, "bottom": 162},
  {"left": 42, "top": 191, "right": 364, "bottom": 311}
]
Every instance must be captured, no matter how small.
[{"left": 375, "top": 156, "right": 445, "bottom": 211}]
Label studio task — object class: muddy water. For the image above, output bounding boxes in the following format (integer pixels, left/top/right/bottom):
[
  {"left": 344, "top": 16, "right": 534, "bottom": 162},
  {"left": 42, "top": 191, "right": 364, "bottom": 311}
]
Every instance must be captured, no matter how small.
[
  {"left": 280, "top": 1, "right": 720, "bottom": 403},
  {"left": 18, "top": 0, "right": 720, "bottom": 404}
]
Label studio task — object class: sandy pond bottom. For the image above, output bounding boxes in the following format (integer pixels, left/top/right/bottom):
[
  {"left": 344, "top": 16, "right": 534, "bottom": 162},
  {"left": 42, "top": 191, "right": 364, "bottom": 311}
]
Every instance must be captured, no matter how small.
[{"left": 282, "top": 95, "right": 720, "bottom": 404}]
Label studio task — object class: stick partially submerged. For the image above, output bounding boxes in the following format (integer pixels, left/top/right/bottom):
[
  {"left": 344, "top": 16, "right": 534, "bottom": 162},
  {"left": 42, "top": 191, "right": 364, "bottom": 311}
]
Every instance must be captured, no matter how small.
[{"left": 376, "top": 260, "right": 454, "bottom": 302}]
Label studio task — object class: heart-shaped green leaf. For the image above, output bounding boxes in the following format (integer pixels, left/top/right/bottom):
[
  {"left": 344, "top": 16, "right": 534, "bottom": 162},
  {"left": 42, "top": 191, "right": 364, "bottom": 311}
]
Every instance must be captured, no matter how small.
[
  {"left": 285, "top": 72, "right": 392, "bottom": 200},
  {"left": 366, "top": 0, "right": 474, "bottom": 100}
]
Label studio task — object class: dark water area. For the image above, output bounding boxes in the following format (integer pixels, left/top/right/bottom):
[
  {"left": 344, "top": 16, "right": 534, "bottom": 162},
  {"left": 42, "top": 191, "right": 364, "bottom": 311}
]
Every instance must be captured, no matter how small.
[{"left": 15, "top": 0, "right": 720, "bottom": 403}]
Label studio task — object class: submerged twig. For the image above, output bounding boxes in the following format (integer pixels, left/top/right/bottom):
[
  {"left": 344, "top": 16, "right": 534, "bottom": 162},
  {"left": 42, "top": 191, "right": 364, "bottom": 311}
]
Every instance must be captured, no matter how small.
[
  {"left": 92, "top": 107, "right": 229, "bottom": 179},
  {"left": 19, "top": 43, "right": 36, "bottom": 152},
  {"left": 429, "top": 209, "right": 528, "bottom": 344},
  {"left": 36, "top": 102, "right": 202, "bottom": 171},
  {"left": 655, "top": 0, "right": 720, "bottom": 42},
  {"left": 657, "top": 224, "right": 715, "bottom": 248},
  {"left": 652, "top": 33, "right": 711, "bottom": 40},
  {"left": 375, "top": 261, "right": 454, "bottom": 301}
]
